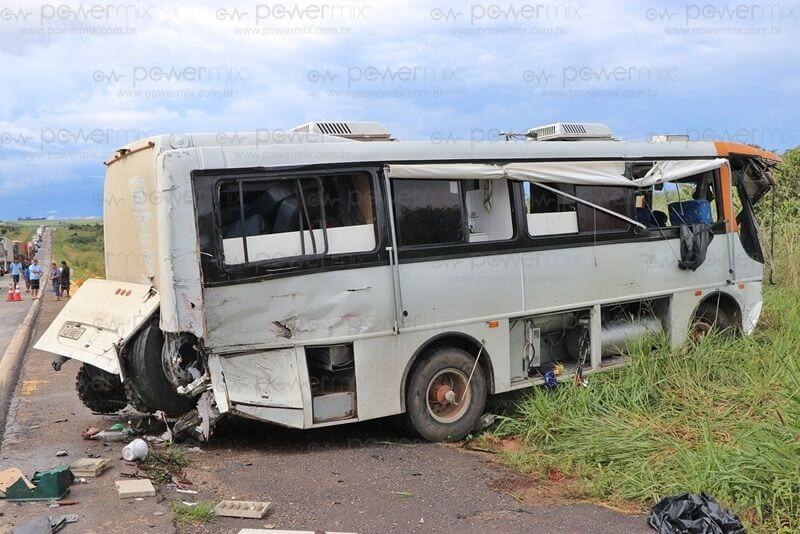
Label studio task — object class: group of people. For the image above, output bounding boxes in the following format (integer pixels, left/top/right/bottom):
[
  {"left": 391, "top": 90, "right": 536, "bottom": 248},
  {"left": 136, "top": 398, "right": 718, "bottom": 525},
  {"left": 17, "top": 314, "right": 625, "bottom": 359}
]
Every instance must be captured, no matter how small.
[{"left": 5, "top": 258, "right": 70, "bottom": 301}]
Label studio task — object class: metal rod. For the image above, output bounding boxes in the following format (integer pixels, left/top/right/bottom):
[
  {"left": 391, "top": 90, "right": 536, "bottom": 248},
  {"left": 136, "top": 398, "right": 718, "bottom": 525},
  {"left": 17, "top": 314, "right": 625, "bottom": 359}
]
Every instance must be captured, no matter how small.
[{"left": 531, "top": 182, "right": 646, "bottom": 229}]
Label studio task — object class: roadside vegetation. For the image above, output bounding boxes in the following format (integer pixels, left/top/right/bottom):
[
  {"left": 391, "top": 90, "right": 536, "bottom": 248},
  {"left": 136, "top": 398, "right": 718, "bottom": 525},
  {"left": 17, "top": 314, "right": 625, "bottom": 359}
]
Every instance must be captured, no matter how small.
[
  {"left": 490, "top": 147, "right": 800, "bottom": 533},
  {"left": 51, "top": 222, "right": 105, "bottom": 281},
  {"left": 0, "top": 222, "right": 37, "bottom": 243}
]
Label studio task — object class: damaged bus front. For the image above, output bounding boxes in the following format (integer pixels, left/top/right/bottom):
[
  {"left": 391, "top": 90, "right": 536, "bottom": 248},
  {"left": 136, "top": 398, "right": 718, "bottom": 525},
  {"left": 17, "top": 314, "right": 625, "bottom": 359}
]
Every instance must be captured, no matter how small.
[{"left": 34, "top": 125, "right": 780, "bottom": 442}]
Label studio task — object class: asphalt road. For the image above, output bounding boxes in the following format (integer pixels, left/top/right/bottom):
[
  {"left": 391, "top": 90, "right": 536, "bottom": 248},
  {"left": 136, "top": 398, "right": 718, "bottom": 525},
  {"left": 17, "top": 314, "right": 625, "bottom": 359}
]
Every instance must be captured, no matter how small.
[
  {"left": 0, "top": 263, "right": 649, "bottom": 533},
  {"left": 0, "top": 228, "right": 50, "bottom": 357}
]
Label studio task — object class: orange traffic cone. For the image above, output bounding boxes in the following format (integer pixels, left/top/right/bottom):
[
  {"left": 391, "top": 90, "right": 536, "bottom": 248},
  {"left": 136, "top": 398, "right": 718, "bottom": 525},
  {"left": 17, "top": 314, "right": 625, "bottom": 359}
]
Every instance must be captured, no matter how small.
[
  {"left": 13, "top": 285, "right": 22, "bottom": 301},
  {"left": 6, "top": 285, "right": 13, "bottom": 302}
]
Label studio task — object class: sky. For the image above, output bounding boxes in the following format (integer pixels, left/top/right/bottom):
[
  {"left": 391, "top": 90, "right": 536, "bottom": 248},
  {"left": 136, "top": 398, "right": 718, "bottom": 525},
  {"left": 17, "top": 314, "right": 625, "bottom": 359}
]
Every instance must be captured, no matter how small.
[{"left": 0, "top": 0, "right": 798, "bottom": 220}]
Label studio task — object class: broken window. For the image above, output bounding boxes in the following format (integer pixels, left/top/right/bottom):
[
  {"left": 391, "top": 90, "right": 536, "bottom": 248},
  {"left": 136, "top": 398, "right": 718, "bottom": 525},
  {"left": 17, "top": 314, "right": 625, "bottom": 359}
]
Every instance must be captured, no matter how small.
[
  {"left": 636, "top": 171, "right": 722, "bottom": 229},
  {"left": 218, "top": 173, "right": 376, "bottom": 265}
]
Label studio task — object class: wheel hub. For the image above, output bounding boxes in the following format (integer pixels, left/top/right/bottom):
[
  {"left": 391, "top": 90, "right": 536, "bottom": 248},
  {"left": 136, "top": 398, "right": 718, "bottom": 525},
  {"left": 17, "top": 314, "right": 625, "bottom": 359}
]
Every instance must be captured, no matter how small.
[{"left": 426, "top": 369, "right": 470, "bottom": 423}]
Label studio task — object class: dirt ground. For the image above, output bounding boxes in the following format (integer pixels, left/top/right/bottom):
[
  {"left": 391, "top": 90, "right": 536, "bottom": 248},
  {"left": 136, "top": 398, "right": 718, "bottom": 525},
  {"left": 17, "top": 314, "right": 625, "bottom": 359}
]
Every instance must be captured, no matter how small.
[{"left": 0, "top": 296, "right": 648, "bottom": 533}]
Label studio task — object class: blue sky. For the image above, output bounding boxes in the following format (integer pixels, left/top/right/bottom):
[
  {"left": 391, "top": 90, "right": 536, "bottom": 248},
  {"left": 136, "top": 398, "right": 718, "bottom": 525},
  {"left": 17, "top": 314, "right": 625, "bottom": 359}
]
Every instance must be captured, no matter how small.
[{"left": 0, "top": 0, "right": 798, "bottom": 220}]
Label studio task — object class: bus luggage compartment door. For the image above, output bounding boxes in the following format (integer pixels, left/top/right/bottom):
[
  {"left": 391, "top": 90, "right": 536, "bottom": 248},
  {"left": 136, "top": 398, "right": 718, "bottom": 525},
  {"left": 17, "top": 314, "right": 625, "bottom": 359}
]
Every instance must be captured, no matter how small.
[
  {"left": 33, "top": 278, "right": 160, "bottom": 375},
  {"left": 218, "top": 348, "right": 304, "bottom": 411}
]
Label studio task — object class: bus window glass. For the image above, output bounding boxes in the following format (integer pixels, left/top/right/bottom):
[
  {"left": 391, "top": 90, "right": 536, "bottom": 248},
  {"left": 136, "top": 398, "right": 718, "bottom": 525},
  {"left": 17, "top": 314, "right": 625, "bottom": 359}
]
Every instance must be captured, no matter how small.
[
  {"left": 219, "top": 173, "right": 376, "bottom": 265},
  {"left": 523, "top": 182, "right": 578, "bottom": 236},
  {"left": 393, "top": 179, "right": 464, "bottom": 247},
  {"left": 575, "top": 186, "right": 631, "bottom": 232}
]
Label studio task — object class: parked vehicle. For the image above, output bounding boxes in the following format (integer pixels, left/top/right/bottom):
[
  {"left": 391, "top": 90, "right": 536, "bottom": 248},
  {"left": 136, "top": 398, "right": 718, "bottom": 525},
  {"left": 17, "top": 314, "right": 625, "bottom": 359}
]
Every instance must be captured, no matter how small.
[{"left": 35, "top": 122, "right": 779, "bottom": 441}]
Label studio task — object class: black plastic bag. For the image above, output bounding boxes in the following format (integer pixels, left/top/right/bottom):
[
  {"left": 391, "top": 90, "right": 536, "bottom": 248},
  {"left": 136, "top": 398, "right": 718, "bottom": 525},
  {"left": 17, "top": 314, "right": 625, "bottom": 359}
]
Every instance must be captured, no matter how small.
[{"left": 648, "top": 493, "right": 745, "bottom": 534}]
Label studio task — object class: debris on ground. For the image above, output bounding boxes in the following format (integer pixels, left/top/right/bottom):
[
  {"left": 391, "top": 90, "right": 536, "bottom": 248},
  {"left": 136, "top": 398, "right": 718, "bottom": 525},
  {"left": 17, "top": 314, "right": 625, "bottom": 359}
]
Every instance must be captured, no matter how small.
[
  {"left": 214, "top": 500, "right": 271, "bottom": 519},
  {"left": 3, "top": 466, "right": 74, "bottom": 502},
  {"left": 68, "top": 458, "right": 110, "bottom": 478},
  {"left": 115, "top": 479, "right": 156, "bottom": 499},
  {"left": 121, "top": 438, "right": 149, "bottom": 461},
  {"left": 648, "top": 493, "right": 745, "bottom": 534},
  {"left": 54, "top": 451, "right": 68, "bottom": 457},
  {"left": 0, "top": 468, "right": 33, "bottom": 497}
]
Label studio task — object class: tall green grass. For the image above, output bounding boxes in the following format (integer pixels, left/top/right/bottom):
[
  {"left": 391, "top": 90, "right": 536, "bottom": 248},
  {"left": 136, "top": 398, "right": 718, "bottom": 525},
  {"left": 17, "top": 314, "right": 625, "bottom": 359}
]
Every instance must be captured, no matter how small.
[{"left": 493, "top": 223, "right": 800, "bottom": 532}]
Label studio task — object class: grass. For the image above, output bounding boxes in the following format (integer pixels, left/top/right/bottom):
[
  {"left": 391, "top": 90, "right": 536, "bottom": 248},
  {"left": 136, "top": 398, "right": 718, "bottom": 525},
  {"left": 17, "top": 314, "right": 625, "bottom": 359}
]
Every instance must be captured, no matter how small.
[
  {"left": 0, "top": 222, "right": 37, "bottom": 243},
  {"left": 142, "top": 445, "right": 190, "bottom": 484},
  {"left": 170, "top": 501, "right": 216, "bottom": 525},
  {"left": 50, "top": 221, "right": 105, "bottom": 281},
  {"left": 490, "top": 222, "right": 800, "bottom": 532}
]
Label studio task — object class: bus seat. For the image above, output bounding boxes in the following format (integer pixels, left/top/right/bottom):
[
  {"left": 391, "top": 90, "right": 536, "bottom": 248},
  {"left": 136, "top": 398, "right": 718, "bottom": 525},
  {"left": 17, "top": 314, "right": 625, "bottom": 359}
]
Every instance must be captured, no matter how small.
[
  {"left": 272, "top": 197, "right": 299, "bottom": 233},
  {"left": 636, "top": 208, "right": 668, "bottom": 228},
  {"left": 668, "top": 200, "right": 713, "bottom": 226}
]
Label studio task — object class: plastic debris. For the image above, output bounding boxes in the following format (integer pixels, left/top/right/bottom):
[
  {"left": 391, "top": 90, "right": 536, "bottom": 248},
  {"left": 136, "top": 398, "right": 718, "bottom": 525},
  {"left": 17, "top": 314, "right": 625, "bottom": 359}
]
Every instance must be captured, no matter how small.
[
  {"left": 4, "top": 466, "right": 74, "bottom": 502},
  {"left": 543, "top": 370, "right": 558, "bottom": 390},
  {"left": 121, "top": 438, "right": 149, "bottom": 461},
  {"left": 648, "top": 493, "right": 744, "bottom": 534}
]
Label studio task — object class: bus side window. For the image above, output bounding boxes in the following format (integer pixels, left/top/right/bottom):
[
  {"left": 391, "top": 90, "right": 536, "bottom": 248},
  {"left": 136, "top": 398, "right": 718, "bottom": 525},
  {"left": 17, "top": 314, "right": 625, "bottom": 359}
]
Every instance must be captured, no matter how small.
[
  {"left": 523, "top": 182, "right": 579, "bottom": 236},
  {"left": 392, "top": 178, "right": 514, "bottom": 247},
  {"left": 392, "top": 179, "right": 464, "bottom": 247},
  {"left": 574, "top": 186, "right": 632, "bottom": 232},
  {"left": 638, "top": 171, "right": 721, "bottom": 229},
  {"left": 218, "top": 173, "right": 377, "bottom": 265}
]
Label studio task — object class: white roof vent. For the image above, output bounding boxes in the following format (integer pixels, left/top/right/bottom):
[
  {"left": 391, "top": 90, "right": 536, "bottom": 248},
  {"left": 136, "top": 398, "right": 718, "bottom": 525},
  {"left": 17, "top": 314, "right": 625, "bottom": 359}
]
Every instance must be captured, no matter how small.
[
  {"left": 526, "top": 122, "right": 613, "bottom": 141},
  {"left": 290, "top": 121, "right": 393, "bottom": 142}
]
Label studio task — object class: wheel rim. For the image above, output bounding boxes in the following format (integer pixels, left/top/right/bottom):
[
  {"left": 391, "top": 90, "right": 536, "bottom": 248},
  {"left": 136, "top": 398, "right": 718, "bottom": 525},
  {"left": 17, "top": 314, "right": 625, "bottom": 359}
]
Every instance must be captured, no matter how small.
[{"left": 425, "top": 368, "right": 470, "bottom": 423}]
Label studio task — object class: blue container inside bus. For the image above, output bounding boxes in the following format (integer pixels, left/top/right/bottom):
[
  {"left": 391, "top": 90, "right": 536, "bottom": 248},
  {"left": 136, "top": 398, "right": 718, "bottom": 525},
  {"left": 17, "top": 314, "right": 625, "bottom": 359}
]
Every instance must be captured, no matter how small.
[{"left": 668, "top": 200, "right": 713, "bottom": 226}]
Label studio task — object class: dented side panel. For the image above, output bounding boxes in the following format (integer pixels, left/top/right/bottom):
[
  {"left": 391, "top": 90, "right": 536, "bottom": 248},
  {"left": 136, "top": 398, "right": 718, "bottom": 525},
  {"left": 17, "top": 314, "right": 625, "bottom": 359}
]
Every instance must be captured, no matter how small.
[{"left": 202, "top": 266, "right": 396, "bottom": 351}]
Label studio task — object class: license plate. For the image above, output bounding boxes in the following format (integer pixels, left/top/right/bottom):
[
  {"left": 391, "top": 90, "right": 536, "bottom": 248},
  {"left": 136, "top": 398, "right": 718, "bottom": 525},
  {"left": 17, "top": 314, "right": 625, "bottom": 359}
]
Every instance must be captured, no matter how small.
[{"left": 59, "top": 322, "right": 86, "bottom": 340}]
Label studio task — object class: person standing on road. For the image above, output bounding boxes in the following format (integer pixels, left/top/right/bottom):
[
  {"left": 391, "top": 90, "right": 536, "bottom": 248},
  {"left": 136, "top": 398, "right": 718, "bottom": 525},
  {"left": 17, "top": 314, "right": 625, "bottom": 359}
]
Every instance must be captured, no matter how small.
[
  {"left": 49, "top": 262, "right": 61, "bottom": 301},
  {"left": 28, "top": 259, "right": 43, "bottom": 299},
  {"left": 60, "top": 261, "right": 71, "bottom": 297},
  {"left": 9, "top": 258, "right": 22, "bottom": 290},
  {"left": 22, "top": 260, "right": 31, "bottom": 293}
]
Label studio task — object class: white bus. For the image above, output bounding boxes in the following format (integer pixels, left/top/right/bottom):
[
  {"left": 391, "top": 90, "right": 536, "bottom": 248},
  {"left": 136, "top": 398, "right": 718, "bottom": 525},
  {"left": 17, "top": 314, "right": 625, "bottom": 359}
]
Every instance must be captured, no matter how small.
[{"left": 36, "top": 122, "right": 778, "bottom": 441}]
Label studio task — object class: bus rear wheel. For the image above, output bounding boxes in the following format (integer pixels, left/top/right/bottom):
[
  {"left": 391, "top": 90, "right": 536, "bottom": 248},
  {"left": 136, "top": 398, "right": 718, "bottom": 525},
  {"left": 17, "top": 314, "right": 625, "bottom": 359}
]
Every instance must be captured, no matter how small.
[
  {"left": 405, "top": 347, "right": 487, "bottom": 442},
  {"left": 125, "top": 321, "right": 196, "bottom": 416},
  {"left": 691, "top": 300, "right": 737, "bottom": 340}
]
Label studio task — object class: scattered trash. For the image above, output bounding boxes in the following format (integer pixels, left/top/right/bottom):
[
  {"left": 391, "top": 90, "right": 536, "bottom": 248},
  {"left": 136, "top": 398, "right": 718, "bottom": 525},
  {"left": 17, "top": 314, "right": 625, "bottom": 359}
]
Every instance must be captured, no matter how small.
[
  {"left": 115, "top": 479, "right": 156, "bottom": 499},
  {"left": 80, "top": 427, "right": 101, "bottom": 439},
  {"left": 0, "top": 468, "right": 34, "bottom": 497},
  {"left": 185, "top": 447, "right": 203, "bottom": 454},
  {"left": 474, "top": 413, "right": 496, "bottom": 431},
  {"left": 69, "top": 458, "right": 110, "bottom": 478},
  {"left": 214, "top": 500, "right": 271, "bottom": 519},
  {"left": 54, "top": 500, "right": 78, "bottom": 506},
  {"left": 88, "top": 430, "right": 128, "bottom": 443},
  {"left": 122, "top": 438, "right": 149, "bottom": 462},
  {"left": 55, "top": 451, "right": 68, "bottom": 457},
  {"left": 49, "top": 514, "right": 78, "bottom": 533},
  {"left": 390, "top": 491, "right": 413, "bottom": 498},
  {"left": 51, "top": 419, "right": 68, "bottom": 424},
  {"left": 648, "top": 493, "right": 744, "bottom": 534},
  {"left": 543, "top": 370, "right": 558, "bottom": 390},
  {"left": 9, "top": 515, "right": 50, "bottom": 534},
  {"left": 109, "top": 423, "right": 125, "bottom": 431},
  {"left": 3, "top": 466, "right": 74, "bottom": 502},
  {"left": 175, "top": 488, "right": 198, "bottom": 495}
]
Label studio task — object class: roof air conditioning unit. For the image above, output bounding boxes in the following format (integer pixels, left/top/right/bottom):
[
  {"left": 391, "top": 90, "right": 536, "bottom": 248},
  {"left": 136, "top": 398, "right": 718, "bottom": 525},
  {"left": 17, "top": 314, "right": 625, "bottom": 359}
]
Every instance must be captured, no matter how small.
[
  {"left": 649, "top": 134, "right": 690, "bottom": 143},
  {"left": 290, "top": 121, "right": 394, "bottom": 142},
  {"left": 526, "top": 122, "right": 613, "bottom": 141}
]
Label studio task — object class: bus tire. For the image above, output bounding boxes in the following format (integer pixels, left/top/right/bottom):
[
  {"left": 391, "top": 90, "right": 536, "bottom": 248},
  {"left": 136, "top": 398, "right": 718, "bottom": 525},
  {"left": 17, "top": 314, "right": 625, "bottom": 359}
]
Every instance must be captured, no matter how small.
[
  {"left": 691, "top": 301, "right": 737, "bottom": 339},
  {"left": 125, "top": 321, "right": 195, "bottom": 416},
  {"left": 75, "top": 363, "right": 127, "bottom": 414},
  {"left": 405, "top": 347, "right": 487, "bottom": 442}
]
